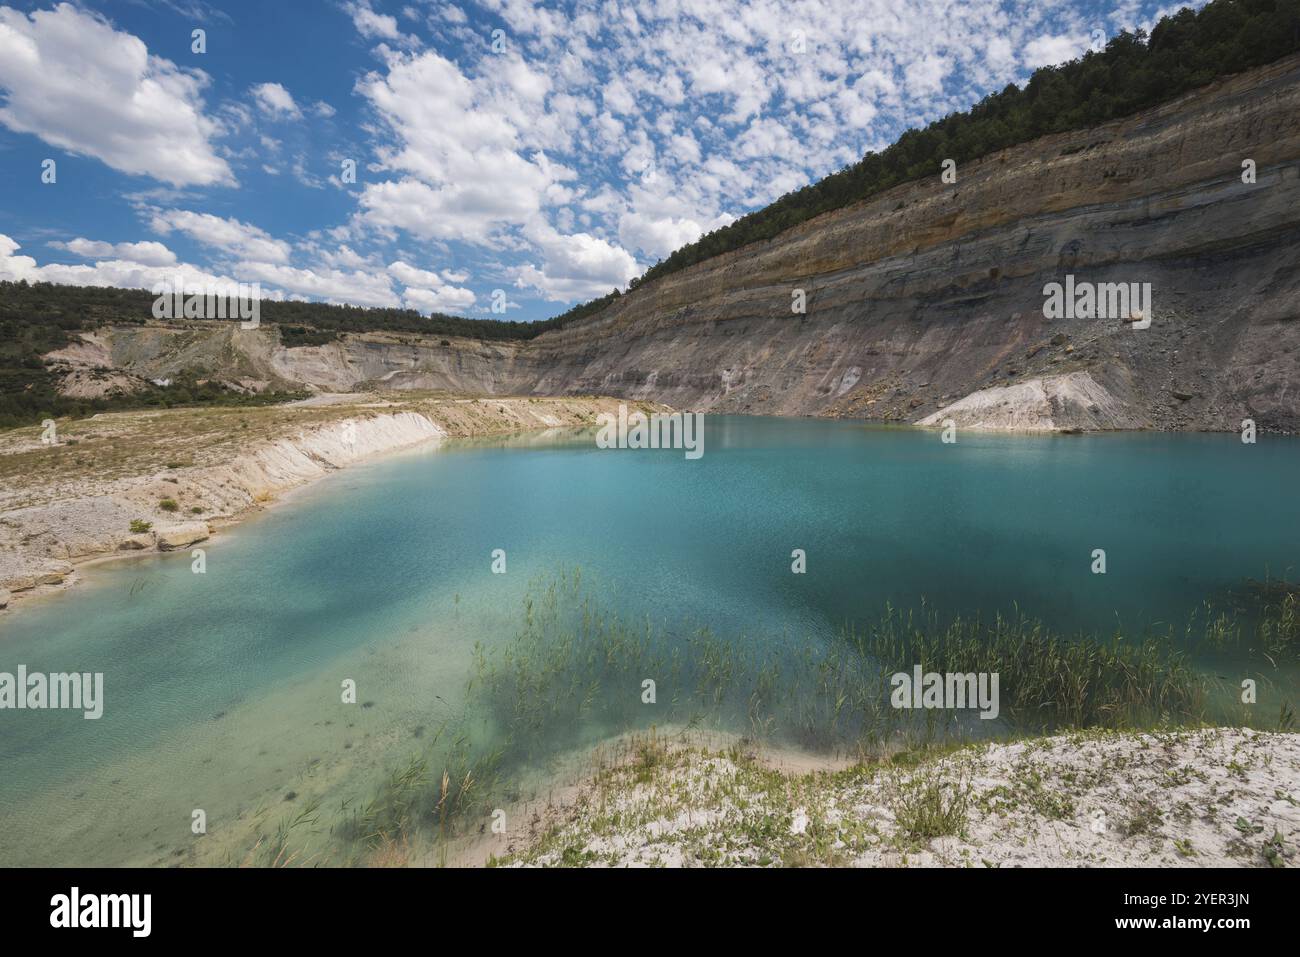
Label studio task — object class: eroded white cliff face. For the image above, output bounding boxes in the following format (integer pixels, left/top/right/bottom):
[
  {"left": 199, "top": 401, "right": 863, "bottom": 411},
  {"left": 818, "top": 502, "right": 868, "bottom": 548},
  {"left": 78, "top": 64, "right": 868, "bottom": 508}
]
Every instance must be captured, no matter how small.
[
  {"left": 223, "top": 411, "right": 445, "bottom": 498},
  {"left": 0, "top": 397, "right": 660, "bottom": 607},
  {"left": 0, "top": 411, "right": 445, "bottom": 597},
  {"left": 41, "top": 56, "right": 1300, "bottom": 433}
]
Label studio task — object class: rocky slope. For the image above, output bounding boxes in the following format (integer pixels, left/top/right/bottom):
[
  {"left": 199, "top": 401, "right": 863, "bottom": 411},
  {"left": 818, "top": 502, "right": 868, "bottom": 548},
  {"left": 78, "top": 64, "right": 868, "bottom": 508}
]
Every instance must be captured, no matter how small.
[
  {"left": 523, "top": 53, "right": 1300, "bottom": 432},
  {"left": 42, "top": 54, "right": 1300, "bottom": 432}
]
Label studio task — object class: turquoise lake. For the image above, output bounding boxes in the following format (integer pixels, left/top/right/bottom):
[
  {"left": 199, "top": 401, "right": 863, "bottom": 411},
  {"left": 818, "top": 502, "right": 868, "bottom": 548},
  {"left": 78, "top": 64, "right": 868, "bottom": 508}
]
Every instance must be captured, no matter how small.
[{"left": 1, "top": 415, "right": 1298, "bottom": 865}]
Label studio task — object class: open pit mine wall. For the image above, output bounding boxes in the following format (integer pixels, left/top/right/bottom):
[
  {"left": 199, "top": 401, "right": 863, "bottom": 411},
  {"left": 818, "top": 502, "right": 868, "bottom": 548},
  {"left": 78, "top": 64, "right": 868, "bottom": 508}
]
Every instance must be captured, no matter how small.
[
  {"left": 67, "top": 55, "right": 1300, "bottom": 432},
  {"left": 518, "top": 53, "right": 1300, "bottom": 432}
]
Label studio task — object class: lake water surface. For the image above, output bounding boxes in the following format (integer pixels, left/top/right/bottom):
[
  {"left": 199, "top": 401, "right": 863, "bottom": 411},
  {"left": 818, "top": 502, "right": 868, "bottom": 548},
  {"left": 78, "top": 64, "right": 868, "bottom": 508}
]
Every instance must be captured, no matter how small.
[{"left": 1, "top": 416, "right": 1297, "bottom": 865}]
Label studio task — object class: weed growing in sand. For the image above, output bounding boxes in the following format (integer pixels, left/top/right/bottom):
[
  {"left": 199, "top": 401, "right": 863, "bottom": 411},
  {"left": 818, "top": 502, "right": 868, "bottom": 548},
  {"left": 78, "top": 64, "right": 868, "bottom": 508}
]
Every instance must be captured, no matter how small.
[
  {"left": 1263, "top": 830, "right": 1288, "bottom": 867},
  {"left": 890, "top": 768, "right": 971, "bottom": 842},
  {"left": 1120, "top": 798, "right": 1163, "bottom": 837}
]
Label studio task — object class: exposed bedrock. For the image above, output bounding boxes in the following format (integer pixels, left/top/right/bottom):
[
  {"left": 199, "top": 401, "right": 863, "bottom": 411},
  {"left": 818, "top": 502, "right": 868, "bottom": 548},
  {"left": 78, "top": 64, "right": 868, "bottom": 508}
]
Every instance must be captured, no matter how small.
[
  {"left": 517, "top": 53, "right": 1300, "bottom": 432},
  {"left": 53, "top": 55, "right": 1300, "bottom": 432}
]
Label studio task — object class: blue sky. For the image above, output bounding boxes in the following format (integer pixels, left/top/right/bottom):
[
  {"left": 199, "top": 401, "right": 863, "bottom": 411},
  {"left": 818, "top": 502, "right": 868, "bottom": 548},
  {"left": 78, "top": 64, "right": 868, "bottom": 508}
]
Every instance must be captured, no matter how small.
[{"left": 0, "top": 0, "right": 1194, "bottom": 322}]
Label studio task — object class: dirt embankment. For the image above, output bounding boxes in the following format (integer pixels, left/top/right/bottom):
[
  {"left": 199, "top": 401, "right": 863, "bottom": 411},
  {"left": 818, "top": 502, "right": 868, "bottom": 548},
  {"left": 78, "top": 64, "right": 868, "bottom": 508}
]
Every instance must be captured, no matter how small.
[{"left": 0, "top": 393, "right": 660, "bottom": 612}]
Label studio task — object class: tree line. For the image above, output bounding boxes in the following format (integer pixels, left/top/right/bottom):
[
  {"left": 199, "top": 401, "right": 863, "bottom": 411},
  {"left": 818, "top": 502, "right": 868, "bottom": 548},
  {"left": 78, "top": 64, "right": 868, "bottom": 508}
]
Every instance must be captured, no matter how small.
[
  {"left": 633, "top": 0, "right": 1300, "bottom": 288},
  {"left": 2, "top": 0, "right": 1297, "bottom": 426},
  {"left": 0, "top": 279, "right": 610, "bottom": 426}
]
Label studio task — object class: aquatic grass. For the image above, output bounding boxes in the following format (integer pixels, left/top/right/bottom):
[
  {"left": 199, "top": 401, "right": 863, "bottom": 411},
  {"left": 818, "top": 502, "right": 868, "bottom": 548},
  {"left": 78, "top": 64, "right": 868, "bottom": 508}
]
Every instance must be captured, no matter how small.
[
  {"left": 251, "top": 796, "right": 323, "bottom": 867},
  {"left": 248, "top": 568, "right": 1299, "bottom": 865},
  {"left": 331, "top": 737, "right": 505, "bottom": 858},
  {"left": 1209, "top": 574, "right": 1300, "bottom": 657},
  {"left": 461, "top": 574, "right": 1214, "bottom": 772},
  {"left": 1258, "top": 592, "right": 1300, "bottom": 658},
  {"left": 334, "top": 754, "right": 430, "bottom": 848},
  {"left": 846, "top": 603, "right": 1207, "bottom": 733}
]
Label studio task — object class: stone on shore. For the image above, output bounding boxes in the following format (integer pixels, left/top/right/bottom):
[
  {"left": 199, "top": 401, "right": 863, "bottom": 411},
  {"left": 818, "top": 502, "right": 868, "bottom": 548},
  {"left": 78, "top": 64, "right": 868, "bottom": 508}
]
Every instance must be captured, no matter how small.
[
  {"left": 37, "top": 560, "right": 73, "bottom": 585},
  {"left": 155, "top": 522, "right": 210, "bottom": 551},
  {"left": 118, "top": 533, "right": 155, "bottom": 550}
]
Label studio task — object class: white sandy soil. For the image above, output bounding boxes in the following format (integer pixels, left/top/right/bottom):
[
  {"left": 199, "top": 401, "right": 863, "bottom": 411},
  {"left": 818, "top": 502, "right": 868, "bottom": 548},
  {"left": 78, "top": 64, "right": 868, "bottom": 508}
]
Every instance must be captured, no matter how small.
[{"left": 486, "top": 728, "right": 1298, "bottom": 868}]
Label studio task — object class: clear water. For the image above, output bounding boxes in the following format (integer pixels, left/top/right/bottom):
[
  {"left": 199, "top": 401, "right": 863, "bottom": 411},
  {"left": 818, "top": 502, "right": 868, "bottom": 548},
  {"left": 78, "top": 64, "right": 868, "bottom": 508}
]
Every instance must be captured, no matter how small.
[{"left": 1, "top": 416, "right": 1297, "bottom": 865}]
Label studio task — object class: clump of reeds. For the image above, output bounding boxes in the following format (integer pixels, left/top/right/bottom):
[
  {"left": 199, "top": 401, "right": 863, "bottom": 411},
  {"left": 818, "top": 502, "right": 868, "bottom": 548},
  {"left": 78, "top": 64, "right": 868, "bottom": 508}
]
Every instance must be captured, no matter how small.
[
  {"left": 461, "top": 576, "right": 1214, "bottom": 770},
  {"left": 252, "top": 796, "right": 322, "bottom": 867},
  {"left": 249, "top": 567, "right": 1300, "bottom": 864},
  {"left": 848, "top": 603, "right": 1206, "bottom": 732},
  {"left": 331, "top": 737, "right": 504, "bottom": 854}
]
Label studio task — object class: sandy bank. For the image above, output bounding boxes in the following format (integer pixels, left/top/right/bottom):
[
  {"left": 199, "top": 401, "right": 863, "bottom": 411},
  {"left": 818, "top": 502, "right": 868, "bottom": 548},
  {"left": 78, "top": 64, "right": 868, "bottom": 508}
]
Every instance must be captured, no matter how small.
[
  {"left": 478, "top": 727, "right": 1298, "bottom": 868},
  {"left": 0, "top": 393, "right": 662, "bottom": 613}
]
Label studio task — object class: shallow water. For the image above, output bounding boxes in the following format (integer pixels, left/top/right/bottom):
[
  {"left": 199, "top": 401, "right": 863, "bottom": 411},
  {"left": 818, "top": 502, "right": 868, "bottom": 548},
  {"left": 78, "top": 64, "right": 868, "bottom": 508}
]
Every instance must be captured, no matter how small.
[{"left": 1, "top": 416, "right": 1297, "bottom": 865}]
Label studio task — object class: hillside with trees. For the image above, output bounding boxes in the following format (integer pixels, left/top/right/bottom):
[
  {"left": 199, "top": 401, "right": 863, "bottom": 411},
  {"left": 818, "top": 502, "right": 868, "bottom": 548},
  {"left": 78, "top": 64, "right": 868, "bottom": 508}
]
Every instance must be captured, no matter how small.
[
  {"left": 633, "top": 0, "right": 1300, "bottom": 288},
  {"left": 2, "top": 0, "right": 1298, "bottom": 427}
]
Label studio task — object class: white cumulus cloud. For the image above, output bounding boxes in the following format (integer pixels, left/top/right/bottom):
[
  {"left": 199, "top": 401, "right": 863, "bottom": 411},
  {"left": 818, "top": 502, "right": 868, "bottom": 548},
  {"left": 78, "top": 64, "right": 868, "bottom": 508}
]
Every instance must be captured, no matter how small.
[
  {"left": 146, "top": 208, "right": 293, "bottom": 264},
  {"left": 514, "top": 222, "right": 639, "bottom": 301},
  {"left": 52, "top": 238, "right": 178, "bottom": 267},
  {"left": 0, "top": 3, "right": 232, "bottom": 187},
  {"left": 251, "top": 82, "right": 302, "bottom": 120},
  {"left": 0, "top": 233, "right": 247, "bottom": 294}
]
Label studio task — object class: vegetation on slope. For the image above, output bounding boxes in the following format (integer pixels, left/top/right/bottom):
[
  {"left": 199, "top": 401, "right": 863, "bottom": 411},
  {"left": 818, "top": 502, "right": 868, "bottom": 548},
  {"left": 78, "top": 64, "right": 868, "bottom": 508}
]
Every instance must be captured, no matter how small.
[
  {"left": 0, "top": 277, "right": 613, "bottom": 426},
  {"left": 634, "top": 0, "right": 1300, "bottom": 288},
  {"left": 0, "top": 286, "right": 311, "bottom": 427},
  {"left": 3, "top": 0, "right": 1298, "bottom": 428}
]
